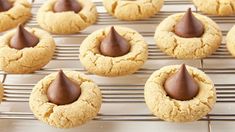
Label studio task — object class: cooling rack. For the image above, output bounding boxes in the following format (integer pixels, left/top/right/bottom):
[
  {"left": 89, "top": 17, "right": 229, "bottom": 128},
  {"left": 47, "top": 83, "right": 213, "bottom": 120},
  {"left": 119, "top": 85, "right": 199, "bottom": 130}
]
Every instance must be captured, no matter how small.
[{"left": 0, "top": 0, "right": 235, "bottom": 132}]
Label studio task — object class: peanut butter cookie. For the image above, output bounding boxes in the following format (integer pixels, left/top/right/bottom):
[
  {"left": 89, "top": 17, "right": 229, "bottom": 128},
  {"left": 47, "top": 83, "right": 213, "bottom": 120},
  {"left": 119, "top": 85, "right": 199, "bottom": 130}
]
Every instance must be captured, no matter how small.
[
  {"left": 193, "top": 0, "right": 235, "bottom": 16},
  {"left": 0, "top": 82, "right": 3, "bottom": 102},
  {"left": 0, "top": 0, "right": 31, "bottom": 32},
  {"left": 79, "top": 26, "right": 148, "bottom": 77},
  {"left": 154, "top": 9, "right": 222, "bottom": 59},
  {"left": 226, "top": 25, "right": 235, "bottom": 56},
  {"left": 144, "top": 65, "right": 216, "bottom": 122},
  {"left": 103, "top": 0, "right": 164, "bottom": 21},
  {"left": 29, "top": 71, "right": 102, "bottom": 128},
  {"left": 0, "top": 26, "right": 55, "bottom": 73},
  {"left": 37, "top": 0, "right": 97, "bottom": 34}
]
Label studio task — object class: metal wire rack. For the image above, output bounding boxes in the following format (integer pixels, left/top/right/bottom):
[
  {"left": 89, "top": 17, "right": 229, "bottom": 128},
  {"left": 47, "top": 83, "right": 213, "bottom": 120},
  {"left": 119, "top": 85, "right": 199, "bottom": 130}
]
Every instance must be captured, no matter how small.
[{"left": 1, "top": 0, "right": 235, "bottom": 132}]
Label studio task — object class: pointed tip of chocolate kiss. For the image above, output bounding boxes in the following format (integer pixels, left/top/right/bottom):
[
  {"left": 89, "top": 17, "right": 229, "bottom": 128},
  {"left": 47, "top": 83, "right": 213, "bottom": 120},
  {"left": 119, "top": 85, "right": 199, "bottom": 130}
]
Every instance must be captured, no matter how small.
[
  {"left": 164, "top": 64, "right": 199, "bottom": 101},
  {"left": 99, "top": 26, "right": 131, "bottom": 57},
  {"left": 47, "top": 70, "right": 81, "bottom": 105},
  {"left": 174, "top": 8, "right": 204, "bottom": 38},
  {"left": 53, "top": 0, "right": 82, "bottom": 13},
  {"left": 0, "top": 0, "right": 12, "bottom": 12},
  {"left": 10, "top": 24, "right": 39, "bottom": 50},
  {"left": 58, "top": 69, "right": 64, "bottom": 75},
  {"left": 187, "top": 7, "right": 192, "bottom": 13},
  {"left": 110, "top": 26, "right": 115, "bottom": 32}
]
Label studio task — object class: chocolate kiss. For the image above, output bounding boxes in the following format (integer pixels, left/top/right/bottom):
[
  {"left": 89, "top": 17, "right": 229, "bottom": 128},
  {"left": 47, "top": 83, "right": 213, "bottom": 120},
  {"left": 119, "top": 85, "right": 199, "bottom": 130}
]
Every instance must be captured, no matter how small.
[
  {"left": 47, "top": 70, "right": 81, "bottom": 105},
  {"left": 99, "top": 27, "right": 131, "bottom": 57},
  {"left": 10, "top": 25, "right": 39, "bottom": 50},
  {"left": 174, "top": 8, "right": 204, "bottom": 38},
  {"left": 0, "top": 0, "right": 12, "bottom": 12},
  {"left": 164, "top": 64, "right": 199, "bottom": 101},
  {"left": 53, "top": 0, "right": 82, "bottom": 13}
]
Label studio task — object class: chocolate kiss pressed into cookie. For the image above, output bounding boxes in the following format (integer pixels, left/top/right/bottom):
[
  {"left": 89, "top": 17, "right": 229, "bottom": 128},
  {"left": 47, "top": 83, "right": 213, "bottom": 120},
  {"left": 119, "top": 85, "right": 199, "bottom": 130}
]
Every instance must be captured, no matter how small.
[
  {"left": 99, "top": 27, "right": 131, "bottom": 57},
  {"left": 164, "top": 64, "right": 199, "bottom": 101},
  {"left": 47, "top": 70, "right": 81, "bottom": 105},
  {"left": 53, "top": 0, "right": 82, "bottom": 13},
  {"left": 10, "top": 25, "right": 39, "bottom": 50},
  {"left": 174, "top": 8, "right": 204, "bottom": 38},
  {"left": 0, "top": 0, "right": 12, "bottom": 12}
]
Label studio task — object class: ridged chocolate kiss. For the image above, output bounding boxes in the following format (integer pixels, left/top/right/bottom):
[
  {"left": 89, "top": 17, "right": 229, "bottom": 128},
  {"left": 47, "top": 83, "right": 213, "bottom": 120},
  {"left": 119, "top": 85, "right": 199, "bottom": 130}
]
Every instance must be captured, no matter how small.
[
  {"left": 10, "top": 25, "right": 39, "bottom": 50},
  {"left": 0, "top": 0, "right": 12, "bottom": 12},
  {"left": 53, "top": 0, "right": 82, "bottom": 13},
  {"left": 100, "top": 27, "right": 130, "bottom": 57},
  {"left": 164, "top": 64, "right": 199, "bottom": 101},
  {"left": 174, "top": 8, "right": 204, "bottom": 38},
  {"left": 47, "top": 70, "right": 81, "bottom": 105}
]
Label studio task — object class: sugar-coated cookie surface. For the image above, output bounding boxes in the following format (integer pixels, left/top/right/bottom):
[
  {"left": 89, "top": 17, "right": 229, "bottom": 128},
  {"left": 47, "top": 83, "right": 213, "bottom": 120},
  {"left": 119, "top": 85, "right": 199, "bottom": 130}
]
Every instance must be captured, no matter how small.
[
  {"left": 193, "top": 0, "right": 235, "bottom": 16},
  {"left": 0, "top": 27, "right": 55, "bottom": 73},
  {"left": 29, "top": 71, "right": 102, "bottom": 128},
  {"left": 144, "top": 65, "right": 217, "bottom": 122},
  {"left": 37, "top": 0, "right": 97, "bottom": 34},
  {"left": 0, "top": 0, "right": 31, "bottom": 32},
  {"left": 154, "top": 12, "right": 222, "bottom": 59},
  {"left": 79, "top": 26, "right": 148, "bottom": 77},
  {"left": 103, "top": 0, "right": 164, "bottom": 21}
]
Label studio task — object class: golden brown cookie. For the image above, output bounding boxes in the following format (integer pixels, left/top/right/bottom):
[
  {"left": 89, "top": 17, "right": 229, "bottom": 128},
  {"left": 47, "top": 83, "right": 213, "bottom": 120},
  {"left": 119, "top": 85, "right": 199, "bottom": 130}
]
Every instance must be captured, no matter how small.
[
  {"left": 193, "top": 0, "right": 235, "bottom": 16},
  {"left": 103, "top": 0, "right": 164, "bottom": 21},
  {"left": 0, "top": 0, "right": 31, "bottom": 32},
  {"left": 144, "top": 65, "right": 217, "bottom": 122},
  {"left": 0, "top": 27, "right": 55, "bottom": 74},
  {"left": 37, "top": 0, "right": 97, "bottom": 34},
  {"left": 154, "top": 12, "right": 222, "bottom": 59},
  {"left": 226, "top": 25, "right": 235, "bottom": 57},
  {"left": 79, "top": 26, "right": 148, "bottom": 77},
  {"left": 29, "top": 71, "right": 102, "bottom": 128},
  {"left": 0, "top": 82, "right": 3, "bottom": 102}
]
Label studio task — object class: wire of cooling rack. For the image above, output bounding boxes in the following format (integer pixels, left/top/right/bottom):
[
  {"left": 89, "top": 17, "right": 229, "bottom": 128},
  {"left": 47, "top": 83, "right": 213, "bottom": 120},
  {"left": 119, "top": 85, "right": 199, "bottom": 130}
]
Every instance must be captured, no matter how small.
[
  {"left": 1, "top": 1, "right": 235, "bottom": 132},
  {"left": 0, "top": 42, "right": 233, "bottom": 75}
]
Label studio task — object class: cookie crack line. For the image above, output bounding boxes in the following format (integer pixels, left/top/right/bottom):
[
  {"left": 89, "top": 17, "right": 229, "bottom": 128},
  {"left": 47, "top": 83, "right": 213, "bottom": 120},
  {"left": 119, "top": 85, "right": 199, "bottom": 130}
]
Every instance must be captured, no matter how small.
[
  {"left": 108, "top": 59, "right": 113, "bottom": 74},
  {"left": 216, "top": 0, "right": 220, "bottom": 14},
  {"left": 111, "top": 1, "right": 118, "bottom": 14},
  {"left": 4, "top": 51, "right": 23, "bottom": 67},
  {"left": 230, "top": 1, "right": 235, "bottom": 12},
  {"left": 18, "top": 1, "right": 31, "bottom": 8},
  {"left": 5, "top": 13, "right": 29, "bottom": 21},
  {"left": 137, "top": 4, "right": 142, "bottom": 15},
  {"left": 172, "top": 36, "right": 178, "bottom": 56},
  {"left": 81, "top": 99, "right": 97, "bottom": 110}
]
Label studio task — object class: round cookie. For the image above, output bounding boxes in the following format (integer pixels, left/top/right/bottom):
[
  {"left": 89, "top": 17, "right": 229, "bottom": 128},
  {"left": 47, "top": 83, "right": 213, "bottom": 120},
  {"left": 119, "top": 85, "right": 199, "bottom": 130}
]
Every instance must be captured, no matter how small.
[
  {"left": 226, "top": 25, "right": 235, "bottom": 56},
  {"left": 103, "top": 0, "right": 164, "bottom": 21},
  {"left": 79, "top": 26, "right": 148, "bottom": 77},
  {"left": 37, "top": 0, "right": 97, "bottom": 34},
  {"left": 154, "top": 11, "right": 222, "bottom": 59},
  {"left": 193, "top": 0, "right": 235, "bottom": 16},
  {"left": 0, "top": 27, "right": 55, "bottom": 74},
  {"left": 29, "top": 71, "right": 102, "bottom": 128},
  {"left": 0, "top": 82, "right": 3, "bottom": 102},
  {"left": 144, "top": 65, "right": 216, "bottom": 122},
  {"left": 0, "top": 0, "right": 31, "bottom": 32}
]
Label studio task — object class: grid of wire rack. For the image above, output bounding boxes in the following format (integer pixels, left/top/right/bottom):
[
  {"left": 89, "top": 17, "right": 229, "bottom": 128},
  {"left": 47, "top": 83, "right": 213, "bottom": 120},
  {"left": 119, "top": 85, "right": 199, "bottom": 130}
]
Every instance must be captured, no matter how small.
[{"left": 1, "top": 0, "right": 235, "bottom": 132}]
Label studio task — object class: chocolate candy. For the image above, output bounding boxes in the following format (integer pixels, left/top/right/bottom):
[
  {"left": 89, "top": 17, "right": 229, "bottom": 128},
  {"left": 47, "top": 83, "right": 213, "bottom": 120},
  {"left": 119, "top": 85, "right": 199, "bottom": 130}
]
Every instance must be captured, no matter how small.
[
  {"left": 47, "top": 70, "right": 81, "bottom": 105},
  {"left": 53, "top": 0, "right": 82, "bottom": 13},
  {"left": 164, "top": 64, "right": 199, "bottom": 101},
  {"left": 10, "top": 25, "right": 39, "bottom": 50},
  {"left": 174, "top": 8, "right": 204, "bottom": 38},
  {"left": 99, "top": 27, "right": 130, "bottom": 57},
  {"left": 0, "top": 0, "right": 12, "bottom": 12}
]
